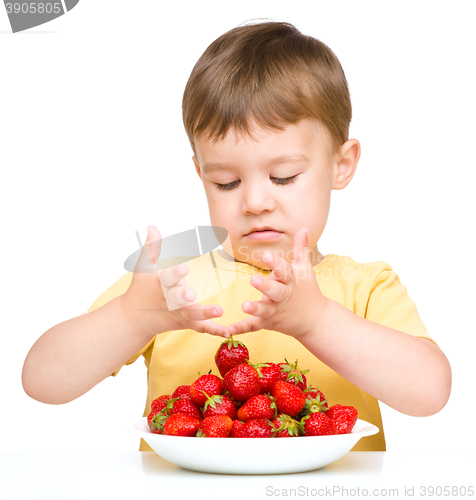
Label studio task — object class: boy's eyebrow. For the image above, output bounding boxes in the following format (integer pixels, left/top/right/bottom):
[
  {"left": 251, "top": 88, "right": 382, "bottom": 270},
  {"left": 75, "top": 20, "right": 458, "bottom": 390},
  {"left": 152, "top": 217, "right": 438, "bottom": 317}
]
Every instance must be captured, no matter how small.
[{"left": 202, "top": 154, "right": 310, "bottom": 173}]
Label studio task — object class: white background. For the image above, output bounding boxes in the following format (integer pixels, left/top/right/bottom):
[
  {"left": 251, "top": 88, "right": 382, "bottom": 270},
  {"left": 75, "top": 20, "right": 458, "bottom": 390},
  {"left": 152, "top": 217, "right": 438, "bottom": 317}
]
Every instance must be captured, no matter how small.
[{"left": 1, "top": 1, "right": 475, "bottom": 454}]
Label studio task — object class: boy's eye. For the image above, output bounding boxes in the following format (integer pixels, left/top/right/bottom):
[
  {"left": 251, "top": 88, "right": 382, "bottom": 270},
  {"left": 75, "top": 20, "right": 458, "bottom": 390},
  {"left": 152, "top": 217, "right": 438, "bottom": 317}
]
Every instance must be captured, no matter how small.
[
  {"left": 214, "top": 175, "right": 298, "bottom": 191},
  {"left": 214, "top": 181, "right": 239, "bottom": 191}
]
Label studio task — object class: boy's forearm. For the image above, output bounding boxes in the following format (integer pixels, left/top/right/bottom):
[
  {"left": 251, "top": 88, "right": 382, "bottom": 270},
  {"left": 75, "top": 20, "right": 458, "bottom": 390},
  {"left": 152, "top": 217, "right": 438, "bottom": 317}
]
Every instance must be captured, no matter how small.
[
  {"left": 22, "top": 295, "right": 156, "bottom": 405},
  {"left": 299, "top": 299, "right": 452, "bottom": 416}
]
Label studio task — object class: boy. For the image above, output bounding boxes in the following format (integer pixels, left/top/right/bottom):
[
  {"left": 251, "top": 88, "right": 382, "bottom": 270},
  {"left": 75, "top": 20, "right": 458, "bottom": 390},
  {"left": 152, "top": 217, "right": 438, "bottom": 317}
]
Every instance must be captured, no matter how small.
[{"left": 22, "top": 21, "right": 451, "bottom": 451}]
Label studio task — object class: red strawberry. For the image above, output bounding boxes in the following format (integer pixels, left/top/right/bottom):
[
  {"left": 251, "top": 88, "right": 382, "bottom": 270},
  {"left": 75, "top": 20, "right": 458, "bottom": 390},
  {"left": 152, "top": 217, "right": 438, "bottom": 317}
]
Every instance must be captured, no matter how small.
[
  {"left": 202, "top": 393, "right": 237, "bottom": 420},
  {"left": 242, "top": 418, "right": 275, "bottom": 438},
  {"left": 189, "top": 372, "right": 223, "bottom": 406},
  {"left": 172, "top": 385, "right": 192, "bottom": 400},
  {"left": 163, "top": 414, "right": 200, "bottom": 436},
  {"left": 300, "top": 387, "right": 328, "bottom": 416},
  {"left": 215, "top": 336, "right": 249, "bottom": 377},
  {"left": 237, "top": 394, "right": 277, "bottom": 421},
  {"left": 167, "top": 396, "right": 202, "bottom": 420},
  {"left": 150, "top": 394, "right": 171, "bottom": 415},
  {"left": 326, "top": 404, "right": 358, "bottom": 434},
  {"left": 278, "top": 359, "right": 309, "bottom": 391},
  {"left": 148, "top": 409, "right": 168, "bottom": 434},
  {"left": 230, "top": 419, "right": 246, "bottom": 438},
  {"left": 252, "top": 362, "right": 282, "bottom": 394},
  {"left": 271, "top": 413, "right": 301, "bottom": 437},
  {"left": 300, "top": 412, "right": 335, "bottom": 436},
  {"left": 272, "top": 380, "right": 305, "bottom": 417},
  {"left": 223, "top": 363, "right": 260, "bottom": 402},
  {"left": 147, "top": 394, "right": 171, "bottom": 430},
  {"left": 196, "top": 415, "right": 233, "bottom": 437}
]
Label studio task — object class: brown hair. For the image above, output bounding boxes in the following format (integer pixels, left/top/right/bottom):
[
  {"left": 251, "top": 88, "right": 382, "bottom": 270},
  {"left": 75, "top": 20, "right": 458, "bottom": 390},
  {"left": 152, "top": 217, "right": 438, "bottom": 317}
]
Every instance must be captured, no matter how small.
[{"left": 182, "top": 21, "right": 352, "bottom": 155}]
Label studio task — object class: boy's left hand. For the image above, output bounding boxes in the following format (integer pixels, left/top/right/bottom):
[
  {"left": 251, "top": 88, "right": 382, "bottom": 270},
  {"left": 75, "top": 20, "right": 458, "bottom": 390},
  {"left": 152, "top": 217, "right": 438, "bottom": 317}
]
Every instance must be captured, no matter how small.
[{"left": 227, "top": 226, "right": 329, "bottom": 339}]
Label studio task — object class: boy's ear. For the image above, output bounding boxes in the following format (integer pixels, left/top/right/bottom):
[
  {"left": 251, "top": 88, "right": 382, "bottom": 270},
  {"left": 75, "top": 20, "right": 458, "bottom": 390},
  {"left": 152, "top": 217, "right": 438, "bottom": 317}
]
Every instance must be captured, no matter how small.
[
  {"left": 193, "top": 155, "right": 202, "bottom": 180},
  {"left": 332, "top": 139, "right": 361, "bottom": 190}
]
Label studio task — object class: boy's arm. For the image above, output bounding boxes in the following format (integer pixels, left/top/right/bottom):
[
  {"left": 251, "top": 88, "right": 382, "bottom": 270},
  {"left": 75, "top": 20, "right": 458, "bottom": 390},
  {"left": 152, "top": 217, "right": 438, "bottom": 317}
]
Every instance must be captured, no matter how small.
[{"left": 298, "top": 298, "right": 452, "bottom": 417}]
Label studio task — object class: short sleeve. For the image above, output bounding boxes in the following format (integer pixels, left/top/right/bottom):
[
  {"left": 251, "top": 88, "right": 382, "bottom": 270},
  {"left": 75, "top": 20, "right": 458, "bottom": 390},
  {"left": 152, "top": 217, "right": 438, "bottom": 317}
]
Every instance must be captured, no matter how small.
[
  {"left": 86, "top": 273, "right": 133, "bottom": 314},
  {"left": 365, "top": 265, "right": 436, "bottom": 344}
]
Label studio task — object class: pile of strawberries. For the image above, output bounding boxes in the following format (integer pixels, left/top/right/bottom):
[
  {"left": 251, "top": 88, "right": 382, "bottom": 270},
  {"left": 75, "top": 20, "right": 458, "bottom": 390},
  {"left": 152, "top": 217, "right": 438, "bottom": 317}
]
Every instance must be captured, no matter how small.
[{"left": 147, "top": 337, "right": 358, "bottom": 438}]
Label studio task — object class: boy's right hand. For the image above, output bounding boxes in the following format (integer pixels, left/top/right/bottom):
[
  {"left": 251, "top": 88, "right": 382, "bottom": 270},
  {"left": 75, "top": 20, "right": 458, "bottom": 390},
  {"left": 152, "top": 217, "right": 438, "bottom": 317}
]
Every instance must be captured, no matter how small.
[{"left": 121, "top": 225, "right": 229, "bottom": 339}]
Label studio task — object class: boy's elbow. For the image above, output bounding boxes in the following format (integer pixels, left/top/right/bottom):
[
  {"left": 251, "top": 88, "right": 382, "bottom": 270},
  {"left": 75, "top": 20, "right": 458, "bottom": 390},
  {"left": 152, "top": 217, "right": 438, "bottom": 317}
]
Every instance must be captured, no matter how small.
[
  {"left": 417, "top": 384, "right": 451, "bottom": 417},
  {"left": 22, "top": 378, "right": 71, "bottom": 405},
  {"left": 22, "top": 362, "right": 69, "bottom": 405},
  {"left": 414, "top": 349, "right": 452, "bottom": 417},
  {"left": 22, "top": 368, "right": 47, "bottom": 404}
]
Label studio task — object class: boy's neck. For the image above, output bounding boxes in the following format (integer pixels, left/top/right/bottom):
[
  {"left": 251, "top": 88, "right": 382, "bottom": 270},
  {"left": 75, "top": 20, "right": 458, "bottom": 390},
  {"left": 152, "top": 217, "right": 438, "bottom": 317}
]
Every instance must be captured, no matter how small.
[{"left": 218, "top": 247, "right": 326, "bottom": 268}]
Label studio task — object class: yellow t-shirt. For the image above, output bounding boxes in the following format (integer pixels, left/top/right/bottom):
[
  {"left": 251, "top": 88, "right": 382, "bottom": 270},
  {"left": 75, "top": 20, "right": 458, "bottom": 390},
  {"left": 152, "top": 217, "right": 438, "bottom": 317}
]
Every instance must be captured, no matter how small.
[{"left": 85, "top": 250, "right": 435, "bottom": 451}]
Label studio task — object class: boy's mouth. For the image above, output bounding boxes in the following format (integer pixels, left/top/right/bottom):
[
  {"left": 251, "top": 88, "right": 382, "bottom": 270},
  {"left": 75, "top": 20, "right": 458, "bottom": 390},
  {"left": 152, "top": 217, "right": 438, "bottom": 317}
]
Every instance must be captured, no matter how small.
[
  {"left": 245, "top": 227, "right": 280, "bottom": 235},
  {"left": 244, "top": 227, "right": 283, "bottom": 240}
]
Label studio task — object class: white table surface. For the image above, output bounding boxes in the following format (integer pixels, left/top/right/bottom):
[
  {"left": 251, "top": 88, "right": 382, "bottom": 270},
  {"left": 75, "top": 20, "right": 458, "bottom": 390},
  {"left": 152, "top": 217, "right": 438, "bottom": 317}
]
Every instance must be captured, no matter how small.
[{"left": 1, "top": 451, "right": 475, "bottom": 500}]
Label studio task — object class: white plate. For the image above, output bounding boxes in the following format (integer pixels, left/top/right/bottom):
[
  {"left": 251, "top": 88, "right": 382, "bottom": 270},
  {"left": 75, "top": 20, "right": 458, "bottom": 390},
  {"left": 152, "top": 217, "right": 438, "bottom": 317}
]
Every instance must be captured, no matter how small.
[{"left": 129, "top": 417, "right": 379, "bottom": 474}]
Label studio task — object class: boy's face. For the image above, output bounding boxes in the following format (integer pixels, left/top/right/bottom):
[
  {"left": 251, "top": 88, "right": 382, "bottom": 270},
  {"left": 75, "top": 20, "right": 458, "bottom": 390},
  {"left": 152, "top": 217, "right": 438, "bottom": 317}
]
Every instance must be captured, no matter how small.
[{"left": 193, "top": 119, "right": 359, "bottom": 270}]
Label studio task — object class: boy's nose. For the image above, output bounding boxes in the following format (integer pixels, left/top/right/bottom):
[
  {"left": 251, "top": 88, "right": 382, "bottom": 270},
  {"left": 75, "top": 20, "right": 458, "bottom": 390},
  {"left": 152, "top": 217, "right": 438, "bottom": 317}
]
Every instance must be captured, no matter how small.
[{"left": 241, "top": 186, "right": 276, "bottom": 214}]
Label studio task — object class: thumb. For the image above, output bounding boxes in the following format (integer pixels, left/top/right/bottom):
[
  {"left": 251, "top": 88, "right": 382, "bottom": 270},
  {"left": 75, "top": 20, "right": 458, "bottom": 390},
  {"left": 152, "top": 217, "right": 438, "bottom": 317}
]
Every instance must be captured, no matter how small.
[
  {"left": 145, "top": 224, "right": 160, "bottom": 245},
  {"left": 292, "top": 226, "right": 310, "bottom": 266},
  {"left": 135, "top": 225, "right": 162, "bottom": 274},
  {"left": 145, "top": 225, "right": 162, "bottom": 264}
]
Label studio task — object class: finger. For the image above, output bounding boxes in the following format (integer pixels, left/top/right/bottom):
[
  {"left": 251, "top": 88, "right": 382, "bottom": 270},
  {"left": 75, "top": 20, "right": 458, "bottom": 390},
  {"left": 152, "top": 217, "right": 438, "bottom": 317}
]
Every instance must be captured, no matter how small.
[
  {"left": 242, "top": 298, "right": 276, "bottom": 319},
  {"left": 163, "top": 281, "right": 207, "bottom": 312},
  {"left": 192, "top": 318, "right": 230, "bottom": 338},
  {"left": 180, "top": 304, "right": 224, "bottom": 322},
  {"left": 250, "top": 275, "right": 288, "bottom": 303},
  {"left": 262, "top": 251, "right": 294, "bottom": 284},
  {"left": 163, "top": 284, "right": 196, "bottom": 309},
  {"left": 158, "top": 263, "right": 189, "bottom": 287},
  {"left": 146, "top": 225, "right": 163, "bottom": 263},
  {"left": 134, "top": 225, "right": 162, "bottom": 274},
  {"left": 291, "top": 226, "right": 310, "bottom": 266},
  {"left": 227, "top": 316, "right": 264, "bottom": 336}
]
